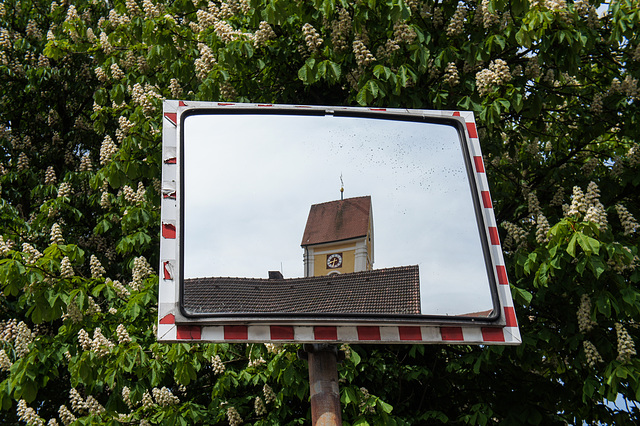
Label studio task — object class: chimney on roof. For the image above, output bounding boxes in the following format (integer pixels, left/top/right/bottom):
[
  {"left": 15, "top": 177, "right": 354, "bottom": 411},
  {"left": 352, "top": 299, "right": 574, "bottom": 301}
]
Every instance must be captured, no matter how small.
[{"left": 268, "top": 271, "right": 284, "bottom": 280}]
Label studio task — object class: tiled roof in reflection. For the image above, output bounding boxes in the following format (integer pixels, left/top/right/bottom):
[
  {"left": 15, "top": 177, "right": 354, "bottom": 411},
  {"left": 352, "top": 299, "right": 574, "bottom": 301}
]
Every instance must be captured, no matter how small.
[
  {"left": 183, "top": 265, "right": 420, "bottom": 315},
  {"left": 301, "top": 196, "right": 371, "bottom": 246}
]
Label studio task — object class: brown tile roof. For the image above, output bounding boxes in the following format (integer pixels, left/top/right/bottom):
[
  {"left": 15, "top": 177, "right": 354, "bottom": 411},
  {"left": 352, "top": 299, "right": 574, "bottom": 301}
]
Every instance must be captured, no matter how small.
[
  {"left": 301, "top": 196, "right": 371, "bottom": 247},
  {"left": 183, "top": 265, "right": 420, "bottom": 315},
  {"left": 459, "top": 309, "right": 493, "bottom": 318}
]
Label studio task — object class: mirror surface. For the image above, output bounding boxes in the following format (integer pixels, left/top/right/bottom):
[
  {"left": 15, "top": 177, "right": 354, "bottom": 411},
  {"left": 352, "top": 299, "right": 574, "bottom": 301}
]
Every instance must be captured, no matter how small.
[{"left": 182, "top": 112, "right": 494, "bottom": 317}]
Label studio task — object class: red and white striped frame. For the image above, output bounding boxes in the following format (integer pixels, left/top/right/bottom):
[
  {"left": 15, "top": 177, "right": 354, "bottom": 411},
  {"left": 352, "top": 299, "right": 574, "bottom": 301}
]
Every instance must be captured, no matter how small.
[{"left": 158, "top": 101, "right": 521, "bottom": 345}]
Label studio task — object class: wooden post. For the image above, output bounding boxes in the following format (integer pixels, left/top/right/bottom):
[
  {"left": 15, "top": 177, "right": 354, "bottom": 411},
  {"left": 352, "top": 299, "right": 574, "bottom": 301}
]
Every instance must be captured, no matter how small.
[{"left": 304, "top": 344, "right": 342, "bottom": 426}]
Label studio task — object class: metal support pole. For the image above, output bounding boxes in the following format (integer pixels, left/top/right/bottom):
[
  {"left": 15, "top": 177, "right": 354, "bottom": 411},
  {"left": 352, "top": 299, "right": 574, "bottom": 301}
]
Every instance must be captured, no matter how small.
[{"left": 302, "top": 344, "right": 342, "bottom": 426}]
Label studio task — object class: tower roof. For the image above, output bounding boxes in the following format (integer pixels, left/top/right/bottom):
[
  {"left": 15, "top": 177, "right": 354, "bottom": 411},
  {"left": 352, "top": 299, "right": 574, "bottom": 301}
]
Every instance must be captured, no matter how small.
[
  {"left": 183, "top": 265, "right": 420, "bottom": 315},
  {"left": 301, "top": 196, "right": 371, "bottom": 247}
]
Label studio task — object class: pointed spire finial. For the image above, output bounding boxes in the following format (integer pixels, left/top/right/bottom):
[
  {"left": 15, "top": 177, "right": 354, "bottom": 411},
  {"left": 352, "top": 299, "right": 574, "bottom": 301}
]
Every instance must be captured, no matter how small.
[{"left": 340, "top": 174, "right": 344, "bottom": 200}]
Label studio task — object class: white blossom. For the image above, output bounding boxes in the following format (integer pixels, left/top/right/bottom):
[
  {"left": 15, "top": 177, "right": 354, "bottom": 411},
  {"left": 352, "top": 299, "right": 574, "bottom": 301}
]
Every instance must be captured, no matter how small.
[
  {"left": 85, "top": 395, "right": 105, "bottom": 415},
  {"left": 616, "top": 323, "right": 636, "bottom": 363},
  {"left": 481, "top": 0, "right": 500, "bottom": 28},
  {"left": 169, "top": 78, "right": 183, "bottom": 98},
  {"left": 86, "top": 27, "right": 96, "bottom": 42},
  {"left": 502, "top": 221, "right": 527, "bottom": 249},
  {"left": 142, "top": 390, "right": 155, "bottom": 408},
  {"left": 213, "top": 20, "right": 241, "bottom": 43},
  {"left": 79, "top": 154, "right": 93, "bottom": 172},
  {"left": 110, "top": 63, "right": 124, "bottom": 80},
  {"left": 359, "top": 387, "right": 375, "bottom": 414},
  {"left": 616, "top": 204, "right": 639, "bottom": 235},
  {"left": 0, "top": 319, "right": 17, "bottom": 342},
  {"left": 0, "top": 349, "right": 12, "bottom": 372},
  {"left": 69, "top": 388, "right": 87, "bottom": 414},
  {"left": 85, "top": 297, "right": 102, "bottom": 315},
  {"left": 0, "top": 236, "right": 12, "bottom": 257},
  {"left": 195, "top": 43, "right": 217, "bottom": 80},
  {"left": 51, "top": 223, "right": 64, "bottom": 245},
  {"left": 65, "top": 5, "right": 79, "bottom": 22},
  {"left": 44, "top": 166, "right": 57, "bottom": 185},
  {"left": 17, "top": 152, "right": 29, "bottom": 171},
  {"left": 254, "top": 396, "right": 267, "bottom": 416},
  {"left": 65, "top": 298, "right": 83, "bottom": 323},
  {"left": 17, "top": 399, "right": 44, "bottom": 426},
  {"left": 60, "top": 256, "right": 74, "bottom": 278},
  {"left": 58, "top": 405, "right": 77, "bottom": 426},
  {"left": 535, "top": 214, "right": 550, "bottom": 244},
  {"left": 116, "top": 324, "right": 131, "bottom": 344},
  {"left": 99, "top": 31, "right": 113, "bottom": 54},
  {"left": 567, "top": 186, "right": 587, "bottom": 217},
  {"left": 152, "top": 387, "right": 180, "bottom": 406},
  {"left": 254, "top": 21, "right": 276, "bottom": 48},
  {"left": 226, "top": 406, "right": 243, "bottom": 425},
  {"left": 353, "top": 36, "right": 375, "bottom": 67},
  {"left": 14, "top": 321, "right": 33, "bottom": 357},
  {"left": 107, "top": 278, "right": 130, "bottom": 299},
  {"left": 393, "top": 20, "right": 416, "bottom": 44},
  {"left": 583, "top": 340, "right": 603, "bottom": 367},
  {"left": 78, "top": 329, "right": 92, "bottom": 351},
  {"left": 446, "top": 2, "right": 467, "bottom": 37},
  {"left": 143, "top": 0, "right": 160, "bottom": 18},
  {"left": 528, "top": 192, "right": 542, "bottom": 216},
  {"left": 91, "top": 328, "right": 115, "bottom": 357},
  {"left": 58, "top": 182, "right": 72, "bottom": 198},
  {"left": 330, "top": 8, "right": 351, "bottom": 52},
  {"left": 577, "top": 295, "right": 596, "bottom": 333},
  {"left": 340, "top": 343, "right": 352, "bottom": 360},
  {"left": 248, "top": 356, "right": 266, "bottom": 368},
  {"left": 584, "top": 182, "right": 607, "bottom": 230},
  {"left": 444, "top": 62, "right": 459, "bottom": 86},
  {"left": 131, "top": 256, "right": 154, "bottom": 291},
  {"left": 211, "top": 354, "right": 225, "bottom": 374},
  {"left": 476, "top": 59, "right": 511, "bottom": 96},
  {"left": 99, "top": 135, "right": 118, "bottom": 165},
  {"left": 100, "top": 191, "right": 111, "bottom": 209},
  {"left": 22, "top": 243, "right": 42, "bottom": 264},
  {"left": 302, "top": 23, "right": 323, "bottom": 53},
  {"left": 264, "top": 343, "right": 283, "bottom": 354},
  {"left": 263, "top": 384, "right": 276, "bottom": 404},
  {"left": 122, "top": 386, "right": 134, "bottom": 409},
  {"left": 90, "top": 255, "right": 106, "bottom": 278}
]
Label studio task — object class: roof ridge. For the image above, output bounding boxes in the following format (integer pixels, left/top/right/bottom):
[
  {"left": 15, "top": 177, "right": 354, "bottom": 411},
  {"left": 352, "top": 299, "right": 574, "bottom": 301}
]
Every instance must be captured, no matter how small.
[
  {"left": 185, "top": 265, "right": 419, "bottom": 284},
  {"left": 309, "top": 195, "right": 371, "bottom": 208}
]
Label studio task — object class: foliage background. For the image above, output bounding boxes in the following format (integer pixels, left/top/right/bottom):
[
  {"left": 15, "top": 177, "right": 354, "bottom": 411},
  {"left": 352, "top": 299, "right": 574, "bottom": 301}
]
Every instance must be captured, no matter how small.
[{"left": 0, "top": 0, "right": 639, "bottom": 424}]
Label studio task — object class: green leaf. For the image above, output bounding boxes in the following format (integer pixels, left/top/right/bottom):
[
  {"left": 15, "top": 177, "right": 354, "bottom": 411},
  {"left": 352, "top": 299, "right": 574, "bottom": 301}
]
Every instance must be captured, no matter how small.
[
  {"left": 342, "top": 386, "right": 357, "bottom": 405},
  {"left": 620, "top": 287, "right": 639, "bottom": 306},
  {"left": 373, "top": 65, "right": 393, "bottom": 81},
  {"left": 298, "top": 59, "right": 317, "bottom": 84},
  {"left": 350, "top": 349, "right": 361, "bottom": 366},
  {"left": 576, "top": 232, "right": 600, "bottom": 256},
  {"left": 175, "top": 362, "right": 197, "bottom": 385},
  {"left": 377, "top": 399, "right": 393, "bottom": 414},
  {"left": 587, "top": 257, "right": 606, "bottom": 279},
  {"left": 595, "top": 296, "right": 611, "bottom": 317},
  {"left": 567, "top": 233, "right": 578, "bottom": 257},
  {"left": 524, "top": 252, "right": 538, "bottom": 274},
  {"left": 576, "top": 256, "right": 588, "bottom": 275},
  {"left": 282, "top": 365, "right": 295, "bottom": 386},
  {"left": 325, "top": 61, "right": 341, "bottom": 83},
  {"left": 511, "top": 286, "right": 533, "bottom": 305}
]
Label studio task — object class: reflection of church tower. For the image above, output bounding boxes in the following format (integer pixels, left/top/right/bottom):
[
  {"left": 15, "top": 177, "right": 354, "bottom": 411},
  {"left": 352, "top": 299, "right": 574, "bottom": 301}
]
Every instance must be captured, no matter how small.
[{"left": 301, "top": 196, "right": 373, "bottom": 277}]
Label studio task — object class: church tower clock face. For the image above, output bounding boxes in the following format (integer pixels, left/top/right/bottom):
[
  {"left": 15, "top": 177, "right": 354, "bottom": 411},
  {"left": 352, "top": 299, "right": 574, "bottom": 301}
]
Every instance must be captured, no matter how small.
[{"left": 326, "top": 253, "right": 343, "bottom": 269}]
